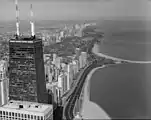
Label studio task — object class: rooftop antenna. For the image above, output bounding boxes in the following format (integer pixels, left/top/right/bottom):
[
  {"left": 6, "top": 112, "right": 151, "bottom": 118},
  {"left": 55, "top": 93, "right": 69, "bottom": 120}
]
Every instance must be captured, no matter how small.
[
  {"left": 30, "top": 4, "right": 35, "bottom": 37},
  {"left": 15, "top": 0, "right": 20, "bottom": 36}
]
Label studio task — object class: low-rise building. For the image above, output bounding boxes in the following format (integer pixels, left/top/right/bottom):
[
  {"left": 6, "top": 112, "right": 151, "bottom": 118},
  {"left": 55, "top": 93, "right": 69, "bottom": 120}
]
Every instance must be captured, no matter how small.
[{"left": 0, "top": 100, "right": 53, "bottom": 120}]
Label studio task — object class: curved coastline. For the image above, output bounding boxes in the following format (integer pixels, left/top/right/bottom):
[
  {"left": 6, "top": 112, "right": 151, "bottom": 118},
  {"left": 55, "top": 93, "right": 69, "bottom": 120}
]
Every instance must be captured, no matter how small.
[
  {"left": 81, "top": 65, "right": 111, "bottom": 120},
  {"left": 93, "top": 44, "right": 151, "bottom": 63},
  {"left": 81, "top": 43, "right": 151, "bottom": 119}
]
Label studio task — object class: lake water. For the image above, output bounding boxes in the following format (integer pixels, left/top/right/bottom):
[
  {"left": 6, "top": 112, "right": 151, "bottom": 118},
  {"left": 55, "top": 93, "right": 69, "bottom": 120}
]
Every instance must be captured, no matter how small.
[
  {"left": 90, "top": 63, "right": 151, "bottom": 119},
  {"left": 89, "top": 21, "right": 151, "bottom": 118}
]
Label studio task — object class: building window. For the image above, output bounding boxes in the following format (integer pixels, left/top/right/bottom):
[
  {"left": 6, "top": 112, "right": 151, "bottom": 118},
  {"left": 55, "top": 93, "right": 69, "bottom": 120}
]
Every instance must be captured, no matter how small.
[
  {"left": 15, "top": 113, "right": 17, "bottom": 117},
  {"left": 0, "top": 111, "right": 2, "bottom": 117},
  {"left": 3, "top": 111, "right": 5, "bottom": 115},
  {"left": 31, "top": 115, "right": 33, "bottom": 119},
  {"left": 25, "top": 114, "right": 27, "bottom": 118},
  {"left": 12, "top": 112, "right": 14, "bottom": 116},
  {"left": 28, "top": 114, "right": 30, "bottom": 118},
  {"left": 18, "top": 113, "right": 20, "bottom": 117}
]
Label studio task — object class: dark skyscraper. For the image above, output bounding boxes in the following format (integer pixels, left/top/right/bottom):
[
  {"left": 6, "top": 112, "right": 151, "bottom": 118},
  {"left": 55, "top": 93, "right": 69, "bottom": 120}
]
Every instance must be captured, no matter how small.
[
  {"left": 8, "top": 1, "right": 48, "bottom": 104},
  {"left": 9, "top": 36, "right": 48, "bottom": 103}
]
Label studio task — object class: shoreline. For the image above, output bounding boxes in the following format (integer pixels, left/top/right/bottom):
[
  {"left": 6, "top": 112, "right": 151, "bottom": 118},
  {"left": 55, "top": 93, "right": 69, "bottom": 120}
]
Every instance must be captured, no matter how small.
[
  {"left": 81, "top": 42, "right": 151, "bottom": 119},
  {"left": 92, "top": 44, "right": 151, "bottom": 64},
  {"left": 81, "top": 65, "right": 111, "bottom": 119}
]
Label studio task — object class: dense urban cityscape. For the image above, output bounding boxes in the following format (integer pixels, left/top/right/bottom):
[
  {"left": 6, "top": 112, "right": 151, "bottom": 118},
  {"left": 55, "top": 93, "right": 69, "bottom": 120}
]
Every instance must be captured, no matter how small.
[
  {"left": 0, "top": 0, "right": 121, "bottom": 119},
  {"left": 1, "top": 0, "right": 151, "bottom": 120},
  {"left": 0, "top": 1, "right": 116, "bottom": 120}
]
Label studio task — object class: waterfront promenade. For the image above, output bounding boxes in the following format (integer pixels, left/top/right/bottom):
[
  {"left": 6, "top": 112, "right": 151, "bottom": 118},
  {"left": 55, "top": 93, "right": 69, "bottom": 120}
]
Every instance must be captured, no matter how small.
[{"left": 81, "top": 65, "right": 111, "bottom": 119}]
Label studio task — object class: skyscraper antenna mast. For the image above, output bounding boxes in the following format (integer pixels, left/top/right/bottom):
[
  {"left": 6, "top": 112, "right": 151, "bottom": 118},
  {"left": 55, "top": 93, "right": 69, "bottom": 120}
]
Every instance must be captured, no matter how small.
[
  {"left": 15, "top": 0, "right": 20, "bottom": 36},
  {"left": 30, "top": 4, "right": 35, "bottom": 37}
]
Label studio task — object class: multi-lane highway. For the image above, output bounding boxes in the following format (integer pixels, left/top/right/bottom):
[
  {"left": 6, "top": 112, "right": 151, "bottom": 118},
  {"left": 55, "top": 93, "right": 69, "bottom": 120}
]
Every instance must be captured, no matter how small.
[{"left": 64, "top": 62, "right": 103, "bottom": 120}]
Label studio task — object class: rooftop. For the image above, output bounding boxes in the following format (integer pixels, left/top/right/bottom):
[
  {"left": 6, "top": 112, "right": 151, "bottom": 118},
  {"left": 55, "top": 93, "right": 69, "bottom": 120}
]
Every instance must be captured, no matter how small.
[
  {"left": 0, "top": 100, "right": 53, "bottom": 116},
  {"left": 9, "top": 35, "right": 42, "bottom": 43}
]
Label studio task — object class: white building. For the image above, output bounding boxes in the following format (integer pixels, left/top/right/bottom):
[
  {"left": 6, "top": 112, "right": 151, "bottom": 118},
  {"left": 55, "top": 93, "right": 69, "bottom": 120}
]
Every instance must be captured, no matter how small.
[
  {"left": 54, "top": 67, "right": 59, "bottom": 82},
  {"left": 75, "top": 60, "right": 79, "bottom": 72},
  {"left": 52, "top": 53, "right": 57, "bottom": 64},
  {"left": 0, "top": 60, "right": 8, "bottom": 80},
  {"left": 60, "top": 31, "right": 64, "bottom": 38},
  {"left": 55, "top": 57, "right": 62, "bottom": 69},
  {"left": 0, "top": 78, "right": 9, "bottom": 106},
  {"left": 0, "top": 60, "right": 8, "bottom": 106},
  {"left": 67, "top": 63, "right": 74, "bottom": 90},
  {"left": 81, "top": 52, "right": 87, "bottom": 68},
  {"left": 72, "top": 60, "right": 78, "bottom": 76},
  {"left": 46, "top": 82, "right": 57, "bottom": 92},
  {"left": 58, "top": 74, "right": 64, "bottom": 88},
  {"left": 79, "top": 55, "right": 83, "bottom": 69},
  {"left": 48, "top": 72, "right": 53, "bottom": 83},
  {"left": 75, "top": 48, "right": 81, "bottom": 59},
  {"left": 75, "top": 24, "right": 80, "bottom": 30},
  {"left": 67, "top": 64, "right": 70, "bottom": 91},
  {"left": 43, "top": 54, "right": 51, "bottom": 62},
  {"left": 0, "top": 100, "right": 53, "bottom": 120},
  {"left": 61, "top": 63, "right": 67, "bottom": 72},
  {"left": 58, "top": 73, "right": 68, "bottom": 96}
]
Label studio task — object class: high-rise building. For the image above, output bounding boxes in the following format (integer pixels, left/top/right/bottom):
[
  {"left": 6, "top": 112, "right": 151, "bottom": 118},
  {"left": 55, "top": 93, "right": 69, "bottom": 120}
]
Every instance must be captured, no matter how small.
[
  {"left": 62, "top": 73, "right": 68, "bottom": 94},
  {"left": 44, "top": 63, "right": 53, "bottom": 83},
  {"left": 74, "top": 60, "right": 79, "bottom": 72},
  {"left": 54, "top": 67, "right": 59, "bottom": 82},
  {"left": 60, "top": 31, "right": 64, "bottom": 38},
  {"left": 57, "top": 74, "right": 63, "bottom": 89},
  {"left": 9, "top": 36, "right": 48, "bottom": 103},
  {"left": 72, "top": 60, "right": 78, "bottom": 76},
  {"left": 66, "top": 63, "right": 74, "bottom": 90},
  {"left": 75, "top": 48, "right": 81, "bottom": 59},
  {"left": 0, "top": 60, "right": 9, "bottom": 106},
  {"left": 0, "top": 78, "right": 9, "bottom": 106},
  {"left": 0, "top": 60, "right": 8, "bottom": 80},
  {"left": 69, "top": 63, "right": 74, "bottom": 84},
  {"left": 67, "top": 64, "right": 70, "bottom": 90},
  {"left": 61, "top": 63, "right": 67, "bottom": 72},
  {"left": 79, "top": 55, "right": 83, "bottom": 69},
  {"left": 48, "top": 72, "right": 53, "bottom": 83},
  {"left": 0, "top": 100, "right": 53, "bottom": 120},
  {"left": 52, "top": 84, "right": 58, "bottom": 104},
  {"left": 43, "top": 54, "right": 51, "bottom": 62},
  {"left": 9, "top": 1, "right": 48, "bottom": 104},
  {"left": 52, "top": 53, "right": 57, "bottom": 64},
  {"left": 81, "top": 52, "right": 87, "bottom": 67},
  {"left": 55, "top": 57, "right": 61, "bottom": 69}
]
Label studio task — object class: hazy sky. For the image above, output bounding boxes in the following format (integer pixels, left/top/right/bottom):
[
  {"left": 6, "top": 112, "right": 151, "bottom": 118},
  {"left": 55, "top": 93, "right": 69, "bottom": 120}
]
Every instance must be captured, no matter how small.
[{"left": 0, "top": 0, "right": 151, "bottom": 21}]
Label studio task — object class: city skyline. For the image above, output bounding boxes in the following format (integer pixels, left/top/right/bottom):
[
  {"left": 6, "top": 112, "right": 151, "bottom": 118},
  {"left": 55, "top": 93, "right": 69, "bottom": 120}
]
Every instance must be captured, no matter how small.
[{"left": 0, "top": 0, "right": 151, "bottom": 21}]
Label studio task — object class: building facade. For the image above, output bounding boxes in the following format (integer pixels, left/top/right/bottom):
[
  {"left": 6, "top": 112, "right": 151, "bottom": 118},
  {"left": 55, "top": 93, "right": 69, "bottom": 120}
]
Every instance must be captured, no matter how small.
[
  {"left": 0, "top": 100, "right": 53, "bottom": 120},
  {"left": 9, "top": 36, "right": 48, "bottom": 103},
  {"left": 0, "top": 60, "right": 9, "bottom": 106}
]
